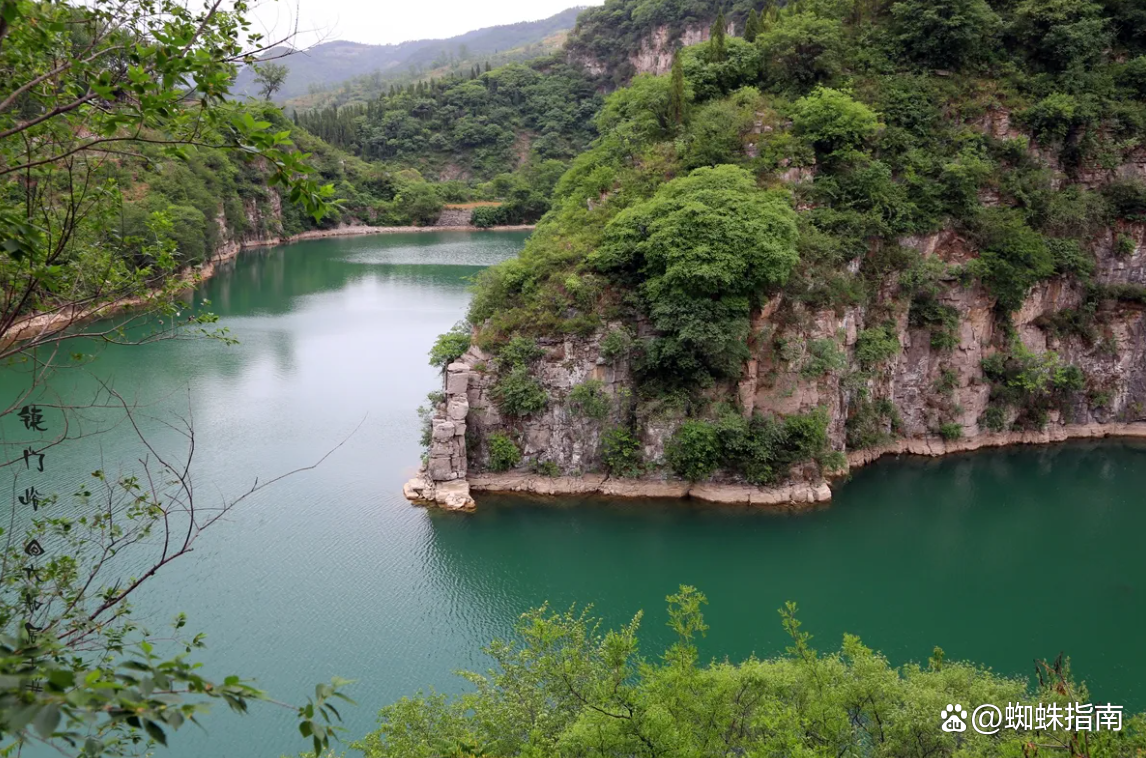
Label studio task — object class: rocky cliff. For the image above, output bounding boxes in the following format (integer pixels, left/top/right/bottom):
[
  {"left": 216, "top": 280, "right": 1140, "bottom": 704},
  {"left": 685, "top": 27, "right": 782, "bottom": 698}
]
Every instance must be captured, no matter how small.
[{"left": 406, "top": 186, "right": 1146, "bottom": 512}]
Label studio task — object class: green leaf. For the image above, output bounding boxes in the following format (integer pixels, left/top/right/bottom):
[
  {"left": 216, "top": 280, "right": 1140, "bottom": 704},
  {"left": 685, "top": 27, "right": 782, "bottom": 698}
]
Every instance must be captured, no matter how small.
[
  {"left": 144, "top": 720, "right": 167, "bottom": 745},
  {"left": 33, "top": 703, "right": 60, "bottom": 738}
]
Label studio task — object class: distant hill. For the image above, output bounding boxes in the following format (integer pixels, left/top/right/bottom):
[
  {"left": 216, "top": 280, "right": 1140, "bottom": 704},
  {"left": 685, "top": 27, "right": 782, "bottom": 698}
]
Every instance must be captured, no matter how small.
[{"left": 234, "top": 7, "right": 587, "bottom": 102}]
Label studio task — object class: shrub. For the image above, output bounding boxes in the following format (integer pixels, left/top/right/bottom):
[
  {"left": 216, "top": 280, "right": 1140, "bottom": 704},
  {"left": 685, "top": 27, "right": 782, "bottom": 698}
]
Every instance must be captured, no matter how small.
[
  {"left": 569, "top": 379, "right": 610, "bottom": 420},
  {"left": 488, "top": 432, "right": 522, "bottom": 472},
  {"left": 1115, "top": 234, "right": 1137, "bottom": 257},
  {"left": 1019, "top": 93, "right": 1082, "bottom": 144},
  {"left": 491, "top": 367, "right": 549, "bottom": 417},
  {"left": 601, "top": 426, "right": 644, "bottom": 478},
  {"left": 980, "top": 405, "right": 1008, "bottom": 432},
  {"left": 429, "top": 322, "right": 471, "bottom": 368},
  {"left": 846, "top": 398, "right": 902, "bottom": 449},
  {"left": 757, "top": 13, "right": 846, "bottom": 92},
  {"left": 910, "top": 294, "right": 961, "bottom": 350},
  {"left": 855, "top": 323, "right": 901, "bottom": 369},
  {"left": 530, "top": 459, "right": 561, "bottom": 477},
  {"left": 938, "top": 422, "right": 964, "bottom": 441},
  {"left": 594, "top": 165, "right": 799, "bottom": 389},
  {"left": 789, "top": 88, "right": 881, "bottom": 157},
  {"left": 599, "top": 329, "right": 633, "bottom": 361},
  {"left": 980, "top": 342, "right": 1086, "bottom": 428},
  {"left": 496, "top": 336, "right": 544, "bottom": 368},
  {"left": 967, "top": 208, "right": 1054, "bottom": 312},
  {"left": 666, "top": 420, "right": 722, "bottom": 481},
  {"left": 889, "top": 0, "right": 1001, "bottom": 70},
  {"left": 801, "top": 339, "right": 848, "bottom": 378},
  {"left": 1103, "top": 179, "right": 1146, "bottom": 222}
]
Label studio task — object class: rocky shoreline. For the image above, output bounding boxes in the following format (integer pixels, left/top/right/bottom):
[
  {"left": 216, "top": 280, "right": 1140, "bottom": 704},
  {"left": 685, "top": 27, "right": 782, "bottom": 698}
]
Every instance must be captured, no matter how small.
[{"left": 405, "top": 421, "right": 1146, "bottom": 512}]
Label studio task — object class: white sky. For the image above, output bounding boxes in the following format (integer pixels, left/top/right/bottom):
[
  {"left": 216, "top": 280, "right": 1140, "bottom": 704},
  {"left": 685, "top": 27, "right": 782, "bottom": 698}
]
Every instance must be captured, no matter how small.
[{"left": 250, "top": 0, "right": 603, "bottom": 49}]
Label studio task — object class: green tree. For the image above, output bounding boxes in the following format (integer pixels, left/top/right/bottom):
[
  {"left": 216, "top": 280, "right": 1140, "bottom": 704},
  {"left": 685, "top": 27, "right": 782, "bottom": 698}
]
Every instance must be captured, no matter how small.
[
  {"left": 252, "top": 61, "right": 290, "bottom": 100},
  {"left": 669, "top": 49, "right": 686, "bottom": 126},
  {"left": 790, "top": 87, "right": 882, "bottom": 157},
  {"left": 594, "top": 165, "right": 799, "bottom": 386},
  {"left": 757, "top": 12, "right": 847, "bottom": 92},
  {"left": 709, "top": 8, "right": 727, "bottom": 62},
  {"left": 356, "top": 588, "right": 1146, "bottom": 758},
  {"left": 0, "top": 0, "right": 347, "bottom": 753},
  {"left": 744, "top": 8, "right": 761, "bottom": 42},
  {"left": 889, "top": 0, "right": 1001, "bottom": 70}
]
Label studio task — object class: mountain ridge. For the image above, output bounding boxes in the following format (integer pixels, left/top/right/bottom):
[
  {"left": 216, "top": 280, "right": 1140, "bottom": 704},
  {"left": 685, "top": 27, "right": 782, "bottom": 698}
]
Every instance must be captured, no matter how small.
[{"left": 233, "top": 7, "right": 588, "bottom": 101}]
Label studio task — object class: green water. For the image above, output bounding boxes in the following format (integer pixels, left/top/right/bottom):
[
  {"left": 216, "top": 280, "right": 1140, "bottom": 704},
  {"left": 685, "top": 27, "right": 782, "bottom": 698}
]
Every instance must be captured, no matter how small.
[{"left": 4, "top": 232, "right": 1145, "bottom": 758}]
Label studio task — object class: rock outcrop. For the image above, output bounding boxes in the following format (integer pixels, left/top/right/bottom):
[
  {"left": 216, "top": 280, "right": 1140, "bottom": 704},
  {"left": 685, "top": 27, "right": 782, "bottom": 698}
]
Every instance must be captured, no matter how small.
[{"left": 406, "top": 218, "right": 1146, "bottom": 511}]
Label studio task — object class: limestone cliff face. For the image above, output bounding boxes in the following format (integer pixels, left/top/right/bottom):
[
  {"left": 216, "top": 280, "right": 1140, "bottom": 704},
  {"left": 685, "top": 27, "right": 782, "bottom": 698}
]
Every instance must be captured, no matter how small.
[
  {"left": 569, "top": 22, "right": 727, "bottom": 80},
  {"left": 408, "top": 220, "right": 1146, "bottom": 509},
  {"left": 405, "top": 118, "right": 1146, "bottom": 509}
]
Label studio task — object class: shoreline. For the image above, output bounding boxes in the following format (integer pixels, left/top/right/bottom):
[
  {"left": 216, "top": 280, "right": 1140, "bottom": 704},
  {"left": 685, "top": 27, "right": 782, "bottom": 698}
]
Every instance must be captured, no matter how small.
[
  {"left": 451, "top": 422, "right": 1146, "bottom": 508},
  {"left": 243, "top": 222, "right": 536, "bottom": 247},
  {"left": 7, "top": 223, "right": 535, "bottom": 341}
]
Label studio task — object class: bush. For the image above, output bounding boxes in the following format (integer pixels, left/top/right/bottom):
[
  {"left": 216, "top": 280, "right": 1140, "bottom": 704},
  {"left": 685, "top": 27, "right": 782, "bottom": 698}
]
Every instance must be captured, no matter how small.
[
  {"left": 666, "top": 420, "right": 722, "bottom": 481},
  {"left": 569, "top": 379, "right": 610, "bottom": 420},
  {"left": 855, "top": 323, "right": 901, "bottom": 369},
  {"left": 980, "top": 405, "right": 1008, "bottom": 432},
  {"left": 601, "top": 426, "right": 644, "bottom": 478},
  {"left": 1103, "top": 179, "right": 1146, "bottom": 222},
  {"left": 496, "top": 336, "right": 544, "bottom": 368},
  {"left": 801, "top": 339, "right": 848, "bottom": 378},
  {"left": 594, "top": 165, "right": 799, "bottom": 389},
  {"left": 889, "top": 0, "right": 1001, "bottom": 70},
  {"left": 599, "top": 329, "right": 633, "bottom": 361},
  {"left": 1019, "top": 93, "right": 1083, "bottom": 144},
  {"left": 757, "top": 13, "right": 846, "bottom": 92},
  {"left": 980, "top": 342, "right": 1086, "bottom": 428},
  {"left": 938, "top": 422, "right": 964, "bottom": 441},
  {"left": 429, "top": 322, "right": 471, "bottom": 368},
  {"left": 491, "top": 367, "right": 549, "bottom": 417},
  {"left": 789, "top": 88, "right": 881, "bottom": 157},
  {"left": 967, "top": 208, "right": 1054, "bottom": 313},
  {"left": 487, "top": 432, "right": 522, "bottom": 472},
  {"left": 846, "top": 399, "right": 902, "bottom": 449}
]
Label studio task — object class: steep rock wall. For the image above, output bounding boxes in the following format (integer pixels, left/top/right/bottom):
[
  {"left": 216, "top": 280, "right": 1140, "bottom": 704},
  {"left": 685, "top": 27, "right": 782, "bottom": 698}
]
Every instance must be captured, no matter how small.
[{"left": 407, "top": 222, "right": 1146, "bottom": 510}]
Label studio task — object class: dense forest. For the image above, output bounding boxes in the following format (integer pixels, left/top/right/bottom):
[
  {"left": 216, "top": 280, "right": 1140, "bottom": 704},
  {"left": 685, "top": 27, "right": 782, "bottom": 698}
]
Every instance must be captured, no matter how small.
[{"left": 293, "top": 59, "right": 602, "bottom": 181}]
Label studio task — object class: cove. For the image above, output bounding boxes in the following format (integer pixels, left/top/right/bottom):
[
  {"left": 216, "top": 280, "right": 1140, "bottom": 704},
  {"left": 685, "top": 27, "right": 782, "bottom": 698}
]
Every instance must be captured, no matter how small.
[{"left": 3, "top": 232, "right": 1144, "bottom": 758}]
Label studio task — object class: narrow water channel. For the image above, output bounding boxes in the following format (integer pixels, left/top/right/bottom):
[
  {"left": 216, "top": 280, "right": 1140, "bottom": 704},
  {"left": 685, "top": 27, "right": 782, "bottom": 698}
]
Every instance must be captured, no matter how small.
[{"left": 4, "top": 232, "right": 1143, "bottom": 758}]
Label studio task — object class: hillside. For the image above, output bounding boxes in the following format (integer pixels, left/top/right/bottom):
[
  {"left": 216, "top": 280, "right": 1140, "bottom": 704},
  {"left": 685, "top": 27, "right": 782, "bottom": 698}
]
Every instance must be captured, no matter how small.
[
  {"left": 408, "top": 0, "right": 1146, "bottom": 510},
  {"left": 233, "top": 7, "right": 586, "bottom": 102}
]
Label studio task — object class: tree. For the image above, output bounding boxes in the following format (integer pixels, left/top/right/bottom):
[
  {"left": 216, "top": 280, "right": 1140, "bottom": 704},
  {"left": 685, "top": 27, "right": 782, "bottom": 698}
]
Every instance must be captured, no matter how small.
[
  {"left": 890, "top": 0, "right": 1001, "bottom": 70},
  {"left": 757, "top": 12, "right": 847, "bottom": 92},
  {"left": 710, "top": 8, "right": 727, "bottom": 62},
  {"left": 355, "top": 588, "right": 1146, "bottom": 757},
  {"left": 790, "top": 87, "right": 882, "bottom": 156},
  {"left": 252, "top": 61, "right": 289, "bottom": 100},
  {"left": 593, "top": 165, "right": 799, "bottom": 386},
  {"left": 0, "top": 0, "right": 346, "bottom": 753},
  {"left": 669, "top": 49, "right": 686, "bottom": 126},
  {"left": 744, "top": 8, "right": 761, "bottom": 42}
]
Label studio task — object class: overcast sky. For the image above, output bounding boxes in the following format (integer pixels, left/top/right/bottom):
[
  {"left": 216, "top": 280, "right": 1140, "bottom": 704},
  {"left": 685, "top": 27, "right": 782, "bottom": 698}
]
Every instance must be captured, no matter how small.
[{"left": 251, "top": 0, "right": 603, "bottom": 49}]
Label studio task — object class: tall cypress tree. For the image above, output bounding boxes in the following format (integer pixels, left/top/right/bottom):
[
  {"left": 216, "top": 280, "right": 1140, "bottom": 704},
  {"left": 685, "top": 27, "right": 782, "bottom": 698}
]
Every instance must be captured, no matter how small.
[
  {"left": 485, "top": 61, "right": 492, "bottom": 72},
  {"left": 669, "top": 49, "right": 686, "bottom": 126},
  {"left": 744, "top": 8, "right": 760, "bottom": 42},
  {"left": 710, "top": 9, "right": 727, "bottom": 62}
]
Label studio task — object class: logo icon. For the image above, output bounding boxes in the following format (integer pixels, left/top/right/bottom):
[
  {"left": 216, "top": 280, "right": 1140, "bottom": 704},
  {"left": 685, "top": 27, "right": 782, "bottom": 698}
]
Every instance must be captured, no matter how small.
[{"left": 941, "top": 704, "right": 969, "bottom": 732}]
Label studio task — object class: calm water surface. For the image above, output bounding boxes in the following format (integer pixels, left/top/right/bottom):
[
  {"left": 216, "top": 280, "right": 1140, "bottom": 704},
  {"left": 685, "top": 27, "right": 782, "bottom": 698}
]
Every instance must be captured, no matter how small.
[{"left": 4, "top": 232, "right": 1145, "bottom": 758}]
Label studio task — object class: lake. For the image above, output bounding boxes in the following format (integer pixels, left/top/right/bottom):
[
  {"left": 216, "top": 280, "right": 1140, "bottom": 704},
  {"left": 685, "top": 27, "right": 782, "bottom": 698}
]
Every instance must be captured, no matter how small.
[{"left": 4, "top": 232, "right": 1144, "bottom": 758}]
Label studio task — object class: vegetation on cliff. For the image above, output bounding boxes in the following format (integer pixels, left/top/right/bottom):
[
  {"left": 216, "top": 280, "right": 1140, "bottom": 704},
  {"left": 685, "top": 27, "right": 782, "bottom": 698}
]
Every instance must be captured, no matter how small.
[
  {"left": 357, "top": 586, "right": 1146, "bottom": 758},
  {"left": 449, "top": 0, "right": 1146, "bottom": 484}
]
